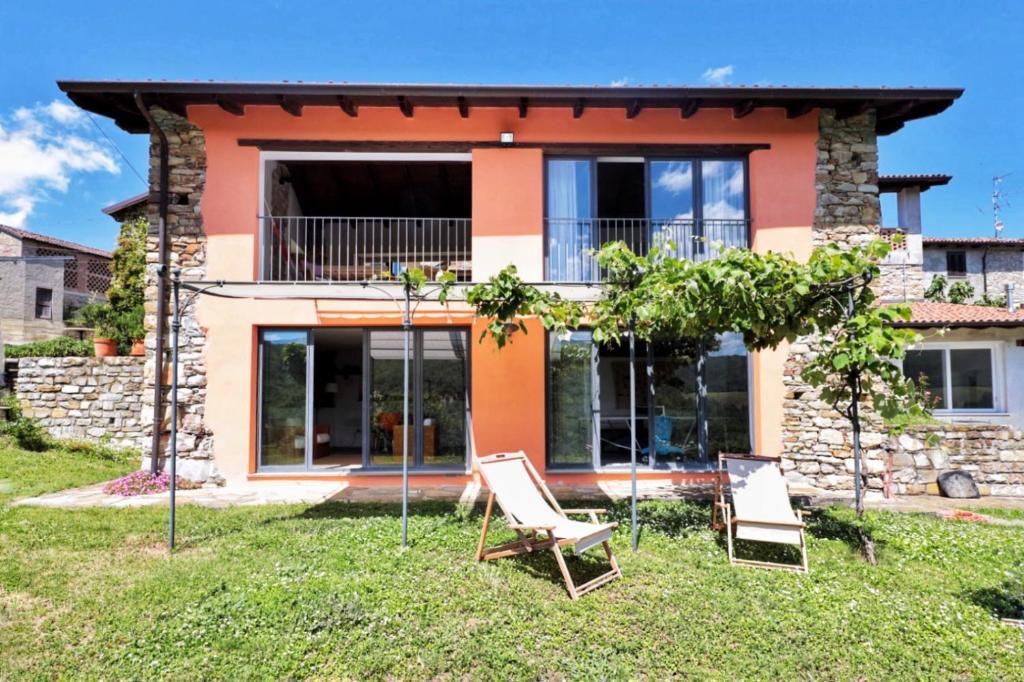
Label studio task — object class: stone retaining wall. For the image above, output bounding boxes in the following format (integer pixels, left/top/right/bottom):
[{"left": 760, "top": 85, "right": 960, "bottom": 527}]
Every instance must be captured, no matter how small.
[{"left": 14, "top": 356, "right": 145, "bottom": 448}]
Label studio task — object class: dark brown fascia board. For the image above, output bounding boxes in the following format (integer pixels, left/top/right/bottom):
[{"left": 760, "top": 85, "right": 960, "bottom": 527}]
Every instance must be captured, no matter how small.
[
  {"left": 57, "top": 80, "right": 963, "bottom": 134},
  {"left": 236, "top": 139, "right": 772, "bottom": 156}
]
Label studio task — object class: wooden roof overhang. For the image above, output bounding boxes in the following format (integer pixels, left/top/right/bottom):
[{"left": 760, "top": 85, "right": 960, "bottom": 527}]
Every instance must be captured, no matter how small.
[{"left": 57, "top": 81, "right": 962, "bottom": 135}]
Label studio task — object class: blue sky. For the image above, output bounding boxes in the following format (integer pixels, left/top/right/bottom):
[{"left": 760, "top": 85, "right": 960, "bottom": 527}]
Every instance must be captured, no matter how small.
[{"left": 1, "top": 0, "right": 1021, "bottom": 250}]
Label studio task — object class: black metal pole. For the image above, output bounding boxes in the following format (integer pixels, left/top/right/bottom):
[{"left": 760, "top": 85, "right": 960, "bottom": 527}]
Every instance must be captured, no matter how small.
[
  {"left": 629, "top": 316, "right": 638, "bottom": 552},
  {"left": 168, "top": 268, "right": 180, "bottom": 551},
  {"left": 401, "top": 282, "right": 412, "bottom": 548}
]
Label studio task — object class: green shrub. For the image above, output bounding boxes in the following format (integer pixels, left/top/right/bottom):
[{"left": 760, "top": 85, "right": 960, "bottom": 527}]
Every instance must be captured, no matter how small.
[
  {"left": 5, "top": 336, "right": 94, "bottom": 358},
  {"left": 60, "top": 438, "right": 138, "bottom": 464},
  {"left": 3, "top": 415, "right": 52, "bottom": 452},
  {"left": 947, "top": 280, "right": 975, "bottom": 304},
  {"left": 924, "top": 274, "right": 948, "bottom": 302}
]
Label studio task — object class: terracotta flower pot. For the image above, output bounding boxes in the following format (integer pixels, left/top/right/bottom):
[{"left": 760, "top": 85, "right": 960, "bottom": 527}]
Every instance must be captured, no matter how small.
[
  {"left": 93, "top": 337, "right": 118, "bottom": 357},
  {"left": 130, "top": 339, "right": 146, "bottom": 357}
]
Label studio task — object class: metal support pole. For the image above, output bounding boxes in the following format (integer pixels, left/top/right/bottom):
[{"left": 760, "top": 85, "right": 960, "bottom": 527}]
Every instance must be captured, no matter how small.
[
  {"left": 168, "top": 268, "right": 181, "bottom": 551},
  {"left": 401, "top": 282, "right": 412, "bottom": 548},
  {"left": 628, "top": 317, "right": 638, "bottom": 552}
]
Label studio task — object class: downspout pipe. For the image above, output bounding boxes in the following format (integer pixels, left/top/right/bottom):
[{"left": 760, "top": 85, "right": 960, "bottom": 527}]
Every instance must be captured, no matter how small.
[{"left": 134, "top": 92, "right": 170, "bottom": 476}]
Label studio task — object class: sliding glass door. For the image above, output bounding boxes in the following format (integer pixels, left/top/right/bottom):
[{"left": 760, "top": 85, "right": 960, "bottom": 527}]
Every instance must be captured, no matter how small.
[
  {"left": 257, "top": 327, "right": 469, "bottom": 472},
  {"left": 546, "top": 331, "right": 751, "bottom": 470},
  {"left": 258, "top": 330, "right": 311, "bottom": 470}
]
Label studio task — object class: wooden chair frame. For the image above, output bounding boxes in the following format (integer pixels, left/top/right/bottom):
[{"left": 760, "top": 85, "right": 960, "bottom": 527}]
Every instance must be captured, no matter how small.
[
  {"left": 712, "top": 453, "right": 809, "bottom": 573},
  {"left": 475, "top": 452, "right": 621, "bottom": 600}
]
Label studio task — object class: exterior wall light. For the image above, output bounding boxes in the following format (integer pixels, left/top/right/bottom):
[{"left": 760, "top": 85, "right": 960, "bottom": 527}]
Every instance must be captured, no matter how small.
[{"left": 499, "top": 131, "right": 514, "bottom": 146}]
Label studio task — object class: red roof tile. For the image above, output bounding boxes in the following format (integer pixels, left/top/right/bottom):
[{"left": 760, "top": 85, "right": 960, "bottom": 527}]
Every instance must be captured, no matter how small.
[
  {"left": 895, "top": 302, "right": 1024, "bottom": 328},
  {"left": 923, "top": 237, "right": 1024, "bottom": 247},
  {"left": 0, "top": 225, "right": 112, "bottom": 259}
]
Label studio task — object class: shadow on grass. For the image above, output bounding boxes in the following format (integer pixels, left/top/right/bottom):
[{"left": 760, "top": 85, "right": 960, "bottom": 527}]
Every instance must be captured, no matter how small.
[
  {"left": 804, "top": 505, "right": 886, "bottom": 561},
  {"left": 964, "top": 577, "right": 1024, "bottom": 621}
]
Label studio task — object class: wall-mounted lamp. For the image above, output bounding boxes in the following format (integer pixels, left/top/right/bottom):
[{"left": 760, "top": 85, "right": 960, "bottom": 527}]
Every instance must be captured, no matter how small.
[{"left": 499, "top": 131, "right": 514, "bottom": 146}]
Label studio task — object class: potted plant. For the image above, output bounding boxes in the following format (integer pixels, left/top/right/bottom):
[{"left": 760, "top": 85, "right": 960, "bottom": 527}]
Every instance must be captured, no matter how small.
[
  {"left": 116, "top": 304, "right": 146, "bottom": 356},
  {"left": 76, "top": 302, "right": 118, "bottom": 357}
]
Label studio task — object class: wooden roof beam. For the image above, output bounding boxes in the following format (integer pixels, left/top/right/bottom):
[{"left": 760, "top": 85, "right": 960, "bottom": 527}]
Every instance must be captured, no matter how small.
[
  {"left": 835, "top": 101, "right": 874, "bottom": 120},
  {"left": 215, "top": 97, "right": 245, "bottom": 116},
  {"left": 277, "top": 96, "right": 303, "bottom": 117},
  {"left": 785, "top": 102, "right": 813, "bottom": 119},
  {"left": 625, "top": 99, "right": 642, "bottom": 119},
  {"left": 337, "top": 96, "right": 358, "bottom": 117},
  {"left": 518, "top": 97, "right": 528, "bottom": 118},
  {"left": 680, "top": 99, "right": 700, "bottom": 119},
  {"left": 572, "top": 98, "right": 585, "bottom": 119},
  {"left": 398, "top": 96, "right": 413, "bottom": 118},
  {"left": 457, "top": 96, "right": 469, "bottom": 118},
  {"left": 733, "top": 99, "right": 756, "bottom": 119}
]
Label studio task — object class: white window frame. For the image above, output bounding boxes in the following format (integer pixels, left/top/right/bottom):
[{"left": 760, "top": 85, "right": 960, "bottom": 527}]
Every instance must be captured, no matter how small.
[{"left": 902, "top": 341, "right": 1005, "bottom": 414}]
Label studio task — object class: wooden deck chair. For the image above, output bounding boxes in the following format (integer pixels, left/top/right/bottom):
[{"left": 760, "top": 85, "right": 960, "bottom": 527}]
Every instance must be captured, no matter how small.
[
  {"left": 712, "top": 453, "right": 809, "bottom": 573},
  {"left": 475, "top": 452, "right": 621, "bottom": 599}
]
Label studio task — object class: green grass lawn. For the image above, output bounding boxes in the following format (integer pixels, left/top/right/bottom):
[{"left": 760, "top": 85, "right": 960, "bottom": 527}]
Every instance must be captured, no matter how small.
[{"left": 1, "top": 441, "right": 1022, "bottom": 680}]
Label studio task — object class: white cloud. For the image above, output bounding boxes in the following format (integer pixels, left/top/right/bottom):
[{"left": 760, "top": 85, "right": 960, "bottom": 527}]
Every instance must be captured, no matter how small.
[
  {"left": 654, "top": 163, "right": 692, "bottom": 195},
  {"left": 610, "top": 77, "right": 630, "bottom": 87},
  {"left": 701, "top": 65, "right": 734, "bottom": 85},
  {"left": 0, "top": 100, "right": 118, "bottom": 227}
]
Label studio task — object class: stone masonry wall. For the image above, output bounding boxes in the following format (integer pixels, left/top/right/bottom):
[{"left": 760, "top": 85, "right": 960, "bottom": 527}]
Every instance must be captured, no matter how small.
[
  {"left": 780, "top": 110, "right": 1024, "bottom": 497},
  {"left": 15, "top": 357, "right": 145, "bottom": 449},
  {"left": 781, "top": 109, "right": 889, "bottom": 493},
  {"left": 140, "top": 107, "right": 216, "bottom": 482}
]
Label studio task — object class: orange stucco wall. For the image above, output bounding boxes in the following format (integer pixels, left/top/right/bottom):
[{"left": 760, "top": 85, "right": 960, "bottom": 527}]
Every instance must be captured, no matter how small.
[{"left": 187, "top": 104, "right": 818, "bottom": 484}]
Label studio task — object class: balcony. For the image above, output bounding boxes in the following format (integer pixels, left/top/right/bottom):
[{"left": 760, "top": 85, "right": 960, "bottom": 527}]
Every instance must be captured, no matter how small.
[
  {"left": 262, "top": 216, "right": 472, "bottom": 282},
  {"left": 545, "top": 217, "right": 749, "bottom": 282}
]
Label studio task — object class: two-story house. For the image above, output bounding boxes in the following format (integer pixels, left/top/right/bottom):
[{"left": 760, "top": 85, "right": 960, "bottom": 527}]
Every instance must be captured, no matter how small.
[{"left": 58, "top": 80, "right": 962, "bottom": 492}]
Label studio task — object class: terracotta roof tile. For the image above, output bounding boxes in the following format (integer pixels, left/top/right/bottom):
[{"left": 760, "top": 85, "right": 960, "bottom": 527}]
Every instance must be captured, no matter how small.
[
  {"left": 922, "top": 236, "right": 1024, "bottom": 247},
  {"left": 0, "top": 225, "right": 112, "bottom": 259},
  {"left": 895, "top": 302, "right": 1024, "bottom": 328}
]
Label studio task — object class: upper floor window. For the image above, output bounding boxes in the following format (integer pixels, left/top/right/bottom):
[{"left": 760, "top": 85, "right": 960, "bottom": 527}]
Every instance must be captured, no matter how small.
[
  {"left": 34, "top": 287, "right": 52, "bottom": 320},
  {"left": 545, "top": 157, "right": 748, "bottom": 281},
  {"left": 902, "top": 343, "right": 1001, "bottom": 412},
  {"left": 946, "top": 250, "right": 967, "bottom": 277}
]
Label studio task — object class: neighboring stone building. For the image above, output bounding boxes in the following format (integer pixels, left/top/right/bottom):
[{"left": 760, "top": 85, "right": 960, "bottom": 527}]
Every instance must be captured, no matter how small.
[
  {"left": 0, "top": 226, "right": 113, "bottom": 343},
  {"left": 102, "top": 193, "right": 148, "bottom": 224},
  {"left": 0, "top": 256, "right": 68, "bottom": 344},
  {"left": 922, "top": 236, "right": 1024, "bottom": 302}
]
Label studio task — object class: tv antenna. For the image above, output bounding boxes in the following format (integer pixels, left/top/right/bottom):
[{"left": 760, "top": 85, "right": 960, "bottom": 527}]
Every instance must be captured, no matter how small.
[{"left": 992, "top": 174, "right": 1009, "bottom": 237}]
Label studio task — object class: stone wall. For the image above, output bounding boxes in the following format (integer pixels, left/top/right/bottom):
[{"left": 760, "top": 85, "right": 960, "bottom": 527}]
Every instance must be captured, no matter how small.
[
  {"left": 923, "top": 246, "right": 1024, "bottom": 302},
  {"left": 140, "top": 107, "right": 216, "bottom": 482},
  {"left": 14, "top": 357, "right": 145, "bottom": 448},
  {"left": 780, "top": 109, "right": 886, "bottom": 491},
  {"left": 892, "top": 425, "right": 1024, "bottom": 497}
]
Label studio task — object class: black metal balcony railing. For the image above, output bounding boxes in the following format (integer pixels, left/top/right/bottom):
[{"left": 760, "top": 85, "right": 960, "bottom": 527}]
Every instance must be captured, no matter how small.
[
  {"left": 262, "top": 216, "right": 472, "bottom": 282},
  {"left": 545, "top": 218, "right": 749, "bottom": 282}
]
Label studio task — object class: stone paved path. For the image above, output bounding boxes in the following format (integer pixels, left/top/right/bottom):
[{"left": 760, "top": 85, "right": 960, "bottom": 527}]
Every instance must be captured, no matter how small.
[{"left": 10, "top": 477, "right": 1024, "bottom": 517}]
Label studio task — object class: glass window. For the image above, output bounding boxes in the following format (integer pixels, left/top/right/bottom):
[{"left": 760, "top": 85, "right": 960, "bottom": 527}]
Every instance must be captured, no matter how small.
[
  {"left": 701, "top": 160, "right": 747, "bottom": 252},
  {"left": 950, "top": 348, "right": 994, "bottom": 409},
  {"left": 649, "top": 160, "right": 694, "bottom": 258},
  {"left": 946, "top": 251, "right": 967, "bottom": 276},
  {"left": 548, "top": 331, "right": 594, "bottom": 467},
  {"left": 597, "top": 340, "right": 651, "bottom": 467},
  {"left": 706, "top": 333, "right": 751, "bottom": 457},
  {"left": 259, "top": 330, "right": 309, "bottom": 468},
  {"left": 368, "top": 330, "right": 412, "bottom": 467},
  {"left": 650, "top": 340, "right": 699, "bottom": 467},
  {"left": 35, "top": 288, "right": 53, "bottom": 320},
  {"left": 903, "top": 349, "right": 947, "bottom": 409},
  {"left": 420, "top": 330, "right": 469, "bottom": 467},
  {"left": 546, "top": 159, "right": 594, "bottom": 281}
]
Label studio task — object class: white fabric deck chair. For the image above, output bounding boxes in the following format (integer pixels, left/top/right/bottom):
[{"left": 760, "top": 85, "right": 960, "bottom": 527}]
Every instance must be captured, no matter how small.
[
  {"left": 475, "top": 452, "right": 621, "bottom": 599},
  {"left": 712, "top": 453, "right": 808, "bottom": 573}
]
